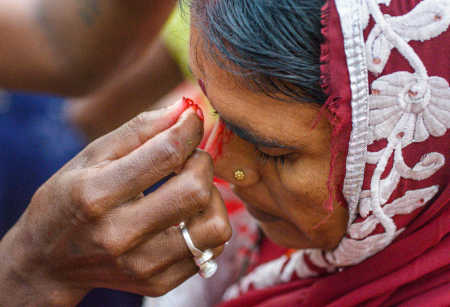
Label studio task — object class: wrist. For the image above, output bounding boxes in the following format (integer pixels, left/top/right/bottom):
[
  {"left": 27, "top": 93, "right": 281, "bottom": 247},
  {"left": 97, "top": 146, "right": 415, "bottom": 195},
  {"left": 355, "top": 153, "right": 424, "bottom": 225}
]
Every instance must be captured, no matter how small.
[{"left": 0, "top": 221, "right": 87, "bottom": 307}]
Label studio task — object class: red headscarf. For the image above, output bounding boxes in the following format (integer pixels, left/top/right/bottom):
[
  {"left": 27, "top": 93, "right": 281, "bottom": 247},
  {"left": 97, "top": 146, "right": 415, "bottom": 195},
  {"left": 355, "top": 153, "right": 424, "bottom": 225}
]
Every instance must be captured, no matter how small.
[{"left": 217, "top": 0, "right": 450, "bottom": 306}]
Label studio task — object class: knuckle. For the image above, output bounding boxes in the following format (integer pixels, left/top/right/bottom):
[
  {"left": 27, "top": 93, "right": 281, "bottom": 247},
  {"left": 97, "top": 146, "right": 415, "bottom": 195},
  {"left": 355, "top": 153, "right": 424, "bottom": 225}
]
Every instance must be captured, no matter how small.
[
  {"left": 117, "top": 255, "right": 151, "bottom": 280},
  {"left": 185, "top": 177, "right": 211, "bottom": 210},
  {"left": 126, "top": 112, "right": 150, "bottom": 143},
  {"left": 80, "top": 139, "right": 102, "bottom": 162},
  {"left": 125, "top": 111, "right": 153, "bottom": 144},
  {"left": 207, "top": 216, "right": 232, "bottom": 246},
  {"left": 116, "top": 236, "right": 175, "bottom": 280},
  {"left": 130, "top": 112, "right": 150, "bottom": 132},
  {"left": 167, "top": 176, "right": 211, "bottom": 221},
  {"left": 162, "top": 133, "right": 185, "bottom": 167},
  {"left": 92, "top": 232, "right": 126, "bottom": 257},
  {"left": 70, "top": 173, "right": 105, "bottom": 222},
  {"left": 191, "top": 178, "right": 211, "bottom": 205},
  {"left": 165, "top": 194, "right": 186, "bottom": 223},
  {"left": 133, "top": 111, "right": 150, "bottom": 126},
  {"left": 78, "top": 196, "right": 104, "bottom": 221}
]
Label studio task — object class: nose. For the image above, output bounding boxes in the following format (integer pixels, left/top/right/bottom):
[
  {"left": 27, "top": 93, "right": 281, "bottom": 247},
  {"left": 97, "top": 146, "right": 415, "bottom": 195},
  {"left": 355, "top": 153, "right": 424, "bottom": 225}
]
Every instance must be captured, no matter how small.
[{"left": 212, "top": 131, "right": 260, "bottom": 187}]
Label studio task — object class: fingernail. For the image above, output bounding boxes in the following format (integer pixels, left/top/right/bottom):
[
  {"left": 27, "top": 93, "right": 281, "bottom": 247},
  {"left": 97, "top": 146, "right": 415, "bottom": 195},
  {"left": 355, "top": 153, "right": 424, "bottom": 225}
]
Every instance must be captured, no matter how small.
[
  {"left": 182, "top": 97, "right": 205, "bottom": 121},
  {"left": 164, "top": 98, "right": 188, "bottom": 126}
]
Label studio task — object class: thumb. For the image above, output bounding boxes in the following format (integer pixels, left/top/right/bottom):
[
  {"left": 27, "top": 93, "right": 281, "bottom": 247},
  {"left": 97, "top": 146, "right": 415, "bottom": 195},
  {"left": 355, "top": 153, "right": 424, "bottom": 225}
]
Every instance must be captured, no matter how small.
[{"left": 85, "top": 98, "right": 192, "bottom": 164}]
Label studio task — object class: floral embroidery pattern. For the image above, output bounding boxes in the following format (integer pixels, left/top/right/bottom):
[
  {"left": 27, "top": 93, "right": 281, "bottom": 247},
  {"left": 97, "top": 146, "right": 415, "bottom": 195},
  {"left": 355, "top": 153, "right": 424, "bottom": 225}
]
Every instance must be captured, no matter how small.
[
  {"left": 356, "top": 0, "right": 448, "bottom": 255},
  {"left": 368, "top": 74, "right": 450, "bottom": 143},
  {"left": 364, "top": 0, "right": 450, "bottom": 74}
]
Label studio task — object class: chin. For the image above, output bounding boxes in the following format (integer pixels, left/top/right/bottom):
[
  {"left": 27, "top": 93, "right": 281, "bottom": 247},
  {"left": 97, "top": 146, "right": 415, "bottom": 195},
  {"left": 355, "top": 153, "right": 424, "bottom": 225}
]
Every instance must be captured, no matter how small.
[{"left": 258, "top": 220, "right": 318, "bottom": 250}]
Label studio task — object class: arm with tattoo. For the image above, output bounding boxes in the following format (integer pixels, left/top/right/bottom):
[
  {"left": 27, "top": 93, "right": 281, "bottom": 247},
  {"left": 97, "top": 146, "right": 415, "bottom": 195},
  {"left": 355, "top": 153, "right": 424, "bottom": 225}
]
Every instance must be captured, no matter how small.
[{"left": 0, "top": 0, "right": 174, "bottom": 96}]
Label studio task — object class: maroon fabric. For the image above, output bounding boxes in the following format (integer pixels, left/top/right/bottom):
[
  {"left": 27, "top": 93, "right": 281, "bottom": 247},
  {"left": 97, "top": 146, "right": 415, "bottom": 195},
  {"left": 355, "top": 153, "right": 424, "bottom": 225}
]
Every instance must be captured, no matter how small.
[
  {"left": 217, "top": 0, "right": 450, "bottom": 306},
  {"left": 319, "top": 0, "right": 352, "bottom": 211},
  {"left": 219, "top": 193, "right": 448, "bottom": 306}
]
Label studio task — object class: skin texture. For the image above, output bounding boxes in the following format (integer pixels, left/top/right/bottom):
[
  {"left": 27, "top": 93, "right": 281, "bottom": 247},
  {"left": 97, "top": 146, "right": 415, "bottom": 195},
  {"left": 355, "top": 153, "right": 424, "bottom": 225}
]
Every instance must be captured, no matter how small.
[
  {"left": 0, "top": 102, "right": 232, "bottom": 306},
  {"left": 68, "top": 37, "right": 185, "bottom": 140},
  {"left": 0, "top": 0, "right": 174, "bottom": 96},
  {"left": 190, "top": 24, "right": 348, "bottom": 250},
  {"left": 0, "top": 2, "right": 233, "bottom": 305}
]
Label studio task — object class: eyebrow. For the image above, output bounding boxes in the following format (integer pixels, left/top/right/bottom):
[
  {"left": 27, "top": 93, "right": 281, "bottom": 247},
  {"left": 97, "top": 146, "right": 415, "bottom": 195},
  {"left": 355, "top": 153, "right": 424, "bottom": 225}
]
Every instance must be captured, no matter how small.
[
  {"left": 189, "top": 63, "right": 296, "bottom": 150},
  {"left": 219, "top": 114, "right": 296, "bottom": 150}
]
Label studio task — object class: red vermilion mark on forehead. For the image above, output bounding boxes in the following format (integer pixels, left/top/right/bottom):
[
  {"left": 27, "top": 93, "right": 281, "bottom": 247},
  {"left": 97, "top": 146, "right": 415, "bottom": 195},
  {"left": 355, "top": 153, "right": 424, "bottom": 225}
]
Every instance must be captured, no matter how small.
[{"left": 199, "top": 118, "right": 233, "bottom": 160}]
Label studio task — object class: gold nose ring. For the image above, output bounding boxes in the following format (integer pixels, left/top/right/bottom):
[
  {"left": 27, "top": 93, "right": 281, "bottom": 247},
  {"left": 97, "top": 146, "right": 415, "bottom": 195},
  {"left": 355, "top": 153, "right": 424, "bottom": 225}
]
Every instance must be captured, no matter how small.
[{"left": 233, "top": 169, "right": 246, "bottom": 181}]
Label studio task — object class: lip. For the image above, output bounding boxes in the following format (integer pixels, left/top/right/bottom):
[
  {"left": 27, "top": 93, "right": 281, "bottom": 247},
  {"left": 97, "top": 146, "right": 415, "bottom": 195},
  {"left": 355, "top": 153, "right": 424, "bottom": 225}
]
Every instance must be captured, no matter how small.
[{"left": 245, "top": 204, "right": 280, "bottom": 223}]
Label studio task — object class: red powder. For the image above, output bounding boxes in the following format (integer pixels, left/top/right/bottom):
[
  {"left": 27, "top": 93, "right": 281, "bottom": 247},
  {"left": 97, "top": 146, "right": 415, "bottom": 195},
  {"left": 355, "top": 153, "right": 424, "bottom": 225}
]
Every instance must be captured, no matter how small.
[
  {"left": 198, "top": 118, "right": 233, "bottom": 160},
  {"left": 211, "top": 121, "right": 225, "bottom": 158},
  {"left": 182, "top": 97, "right": 204, "bottom": 121},
  {"left": 180, "top": 97, "right": 233, "bottom": 160}
]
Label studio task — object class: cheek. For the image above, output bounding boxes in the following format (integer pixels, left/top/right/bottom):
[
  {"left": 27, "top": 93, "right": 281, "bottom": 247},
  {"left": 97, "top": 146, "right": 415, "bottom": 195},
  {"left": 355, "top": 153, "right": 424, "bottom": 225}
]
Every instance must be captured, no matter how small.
[
  {"left": 279, "top": 155, "right": 331, "bottom": 209},
  {"left": 212, "top": 134, "right": 261, "bottom": 186},
  {"left": 185, "top": 93, "right": 261, "bottom": 185}
]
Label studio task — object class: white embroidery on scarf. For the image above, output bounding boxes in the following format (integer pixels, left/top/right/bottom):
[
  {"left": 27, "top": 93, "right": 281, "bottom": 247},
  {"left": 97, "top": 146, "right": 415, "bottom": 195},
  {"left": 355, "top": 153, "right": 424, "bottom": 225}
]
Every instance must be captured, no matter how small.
[
  {"left": 360, "top": 0, "right": 448, "bottom": 255},
  {"left": 339, "top": 0, "right": 371, "bottom": 227},
  {"left": 222, "top": 255, "right": 288, "bottom": 300},
  {"left": 361, "top": 0, "right": 392, "bottom": 30},
  {"left": 365, "top": 0, "right": 450, "bottom": 74},
  {"left": 350, "top": 186, "right": 439, "bottom": 240},
  {"left": 222, "top": 0, "right": 449, "bottom": 300}
]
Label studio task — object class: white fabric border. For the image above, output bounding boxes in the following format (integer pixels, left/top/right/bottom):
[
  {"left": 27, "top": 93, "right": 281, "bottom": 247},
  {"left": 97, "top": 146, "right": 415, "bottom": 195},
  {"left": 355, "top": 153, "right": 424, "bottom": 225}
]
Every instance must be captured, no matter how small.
[{"left": 334, "top": 0, "right": 370, "bottom": 226}]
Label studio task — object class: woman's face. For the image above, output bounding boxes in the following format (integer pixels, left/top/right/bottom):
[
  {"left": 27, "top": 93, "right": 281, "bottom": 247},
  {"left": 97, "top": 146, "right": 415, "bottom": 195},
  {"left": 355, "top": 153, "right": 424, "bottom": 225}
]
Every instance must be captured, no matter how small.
[{"left": 190, "top": 25, "right": 348, "bottom": 250}]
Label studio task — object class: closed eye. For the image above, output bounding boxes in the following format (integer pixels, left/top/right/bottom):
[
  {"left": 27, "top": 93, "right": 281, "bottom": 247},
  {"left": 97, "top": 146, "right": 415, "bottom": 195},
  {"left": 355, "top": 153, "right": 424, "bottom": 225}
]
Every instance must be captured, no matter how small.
[{"left": 255, "top": 147, "right": 294, "bottom": 166}]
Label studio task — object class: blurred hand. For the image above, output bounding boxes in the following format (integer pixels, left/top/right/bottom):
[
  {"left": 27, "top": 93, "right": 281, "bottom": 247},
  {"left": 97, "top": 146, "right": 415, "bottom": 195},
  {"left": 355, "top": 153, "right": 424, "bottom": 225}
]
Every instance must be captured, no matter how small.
[{"left": 0, "top": 99, "right": 231, "bottom": 306}]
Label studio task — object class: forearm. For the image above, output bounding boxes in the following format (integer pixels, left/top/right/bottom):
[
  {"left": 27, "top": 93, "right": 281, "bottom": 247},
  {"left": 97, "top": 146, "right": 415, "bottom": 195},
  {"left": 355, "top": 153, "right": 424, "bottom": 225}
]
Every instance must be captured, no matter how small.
[
  {"left": 0, "top": 0, "right": 174, "bottom": 96},
  {"left": 68, "top": 38, "right": 184, "bottom": 140}
]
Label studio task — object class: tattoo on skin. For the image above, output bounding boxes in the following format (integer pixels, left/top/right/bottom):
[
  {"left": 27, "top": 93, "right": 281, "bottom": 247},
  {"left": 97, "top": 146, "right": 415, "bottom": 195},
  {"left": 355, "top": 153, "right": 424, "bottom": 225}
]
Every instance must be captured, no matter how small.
[{"left": 78, "top": 0, "right": 100, "bottom": 27}]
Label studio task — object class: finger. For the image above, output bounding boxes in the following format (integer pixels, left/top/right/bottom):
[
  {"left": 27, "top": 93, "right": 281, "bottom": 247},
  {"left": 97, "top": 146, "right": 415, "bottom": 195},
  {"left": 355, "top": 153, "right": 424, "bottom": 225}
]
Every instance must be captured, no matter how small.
[
  {"left": 84, "top": 98, "right": 190, "bottom": 164},
  {"left": 116, "top": 226, "right": 193, "bottom": 281},
  {"left": 75, "top": 109, "right": 204, "bottom": 214},
  {"left": 114, "top": 188, "right": 230, "bottom": 279},
  {"left": 90, "top": 150, "right": 214, "bottom": 255},
  {"left": 80, "top": 248, "right": 198, "bottom": 297},
  {"left": 139, "top": 258, "right": 198, "bottom": 297},
  {"left": 186, "top": 187, "right": 232, "bottom": 250}
]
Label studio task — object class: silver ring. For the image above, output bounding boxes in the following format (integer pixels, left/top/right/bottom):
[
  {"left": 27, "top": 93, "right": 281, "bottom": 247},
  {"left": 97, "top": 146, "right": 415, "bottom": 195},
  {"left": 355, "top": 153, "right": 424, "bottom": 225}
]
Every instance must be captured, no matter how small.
[
  {"left": 179, "top": 222, "right": 204, "bottom": 257},
  {"left": 179, "top": 222, "right": 218, "bottom": 279},
  {"left": 198, "top": 260, "right": 218, "bottom": 279},
  {"left": 194, "top": 249, "right": 214, "bottom": 266}
]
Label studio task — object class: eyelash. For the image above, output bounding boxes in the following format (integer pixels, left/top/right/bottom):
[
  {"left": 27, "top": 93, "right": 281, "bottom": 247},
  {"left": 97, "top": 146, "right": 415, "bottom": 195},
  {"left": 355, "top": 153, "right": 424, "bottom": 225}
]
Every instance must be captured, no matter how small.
[
  {"left": 255, "top": 149, "right": 289, "bottom": 165},
  {"left": 212, "top": 110, "right": 290, "bottom": 165}
]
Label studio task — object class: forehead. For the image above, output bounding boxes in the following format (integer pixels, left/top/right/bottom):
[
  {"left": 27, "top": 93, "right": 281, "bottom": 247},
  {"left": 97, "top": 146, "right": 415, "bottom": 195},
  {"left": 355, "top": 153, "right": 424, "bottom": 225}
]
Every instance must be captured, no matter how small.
[{"left": 189, "top": 23, "right": 329, "bottom": 149}]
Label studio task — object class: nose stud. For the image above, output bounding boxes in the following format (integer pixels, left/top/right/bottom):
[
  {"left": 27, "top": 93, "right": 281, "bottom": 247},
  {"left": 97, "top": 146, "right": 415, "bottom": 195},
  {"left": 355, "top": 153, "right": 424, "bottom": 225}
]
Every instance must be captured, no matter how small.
[{"left": 233, "top": 169, "right": 246, "bottom": 181}]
